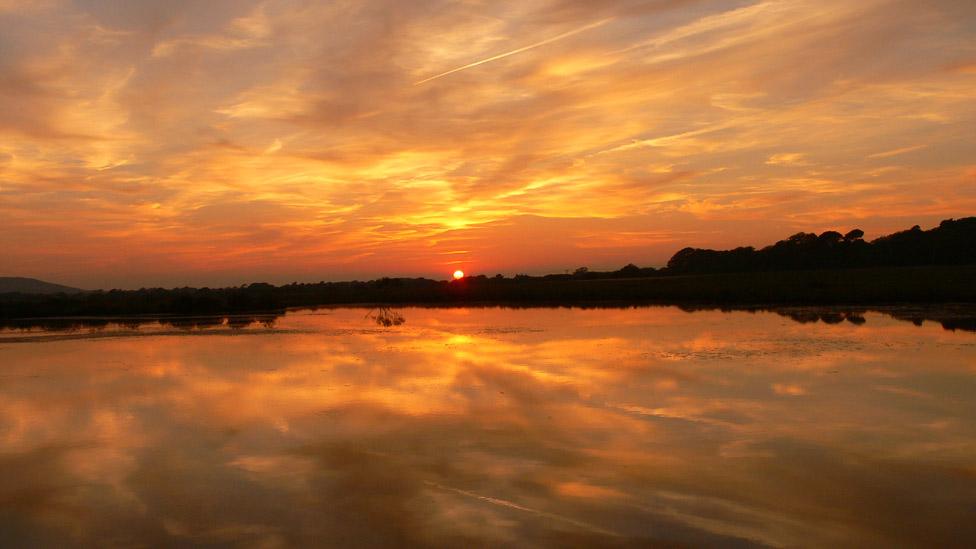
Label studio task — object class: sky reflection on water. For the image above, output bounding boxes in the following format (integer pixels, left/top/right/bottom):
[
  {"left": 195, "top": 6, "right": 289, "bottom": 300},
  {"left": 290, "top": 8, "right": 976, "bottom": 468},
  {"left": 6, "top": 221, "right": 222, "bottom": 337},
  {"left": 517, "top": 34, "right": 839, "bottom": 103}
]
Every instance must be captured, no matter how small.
[{"left": 1, "top": 307, "right": 975, "bottom": 547}]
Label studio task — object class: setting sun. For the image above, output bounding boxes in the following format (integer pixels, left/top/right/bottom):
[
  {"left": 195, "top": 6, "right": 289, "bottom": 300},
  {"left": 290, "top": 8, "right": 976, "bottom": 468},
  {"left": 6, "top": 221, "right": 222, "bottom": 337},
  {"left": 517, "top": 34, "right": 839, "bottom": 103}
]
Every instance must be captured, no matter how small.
[{"left": 453, "top": 270, "right": 465, "bottom": 280}]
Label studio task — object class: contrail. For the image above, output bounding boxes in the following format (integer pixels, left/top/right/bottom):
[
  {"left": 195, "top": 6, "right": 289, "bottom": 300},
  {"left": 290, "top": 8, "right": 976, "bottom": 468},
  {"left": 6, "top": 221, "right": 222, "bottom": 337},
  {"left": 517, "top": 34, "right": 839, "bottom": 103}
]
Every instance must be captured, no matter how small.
[
  {"left": 414, "top": 18, "right": 614, "bottom": 85},
  {"left": 423, "top": 481, "right": 619, "bottom": 536}
]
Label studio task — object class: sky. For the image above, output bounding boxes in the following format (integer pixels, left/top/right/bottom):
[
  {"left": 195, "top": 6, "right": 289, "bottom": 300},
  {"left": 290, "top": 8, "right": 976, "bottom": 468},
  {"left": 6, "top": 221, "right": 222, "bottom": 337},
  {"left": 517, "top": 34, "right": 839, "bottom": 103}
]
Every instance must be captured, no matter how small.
[{"left": 1, "top": 0, "right": 974, "bottom": 289}]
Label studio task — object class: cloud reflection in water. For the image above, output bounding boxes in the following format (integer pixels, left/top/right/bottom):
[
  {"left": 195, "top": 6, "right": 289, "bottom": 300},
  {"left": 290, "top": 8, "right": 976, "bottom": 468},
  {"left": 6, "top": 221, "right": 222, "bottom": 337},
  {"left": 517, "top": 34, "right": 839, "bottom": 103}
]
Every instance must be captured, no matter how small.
[{"left": 0, "top": 307, "right": 975, "bottom": 547}]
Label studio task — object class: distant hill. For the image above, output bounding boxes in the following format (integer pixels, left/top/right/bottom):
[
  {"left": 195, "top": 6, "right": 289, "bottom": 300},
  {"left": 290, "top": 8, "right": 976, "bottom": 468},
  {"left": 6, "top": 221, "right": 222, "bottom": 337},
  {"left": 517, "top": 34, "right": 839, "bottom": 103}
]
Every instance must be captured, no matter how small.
[
  {"left": 666, "top": 217, "right": 976, "bottom": 274},
  {"left": 0, "top": 277, "right": 84, "bottom": 295}
]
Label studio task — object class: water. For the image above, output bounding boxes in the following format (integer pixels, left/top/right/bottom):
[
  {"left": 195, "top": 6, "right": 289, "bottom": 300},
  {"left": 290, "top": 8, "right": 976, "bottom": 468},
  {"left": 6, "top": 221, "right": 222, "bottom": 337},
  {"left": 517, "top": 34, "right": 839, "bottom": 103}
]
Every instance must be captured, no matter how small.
[{"left": 1, "top": 306, "right": 974, "bottom": 547}]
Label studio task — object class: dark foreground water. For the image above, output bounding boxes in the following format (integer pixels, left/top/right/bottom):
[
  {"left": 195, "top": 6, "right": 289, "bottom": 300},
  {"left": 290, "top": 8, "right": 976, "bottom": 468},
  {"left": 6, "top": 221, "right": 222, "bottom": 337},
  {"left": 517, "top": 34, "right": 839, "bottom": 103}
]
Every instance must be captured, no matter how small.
[{"left": 1, "top": 307, "right": 974, "bottom": 548}]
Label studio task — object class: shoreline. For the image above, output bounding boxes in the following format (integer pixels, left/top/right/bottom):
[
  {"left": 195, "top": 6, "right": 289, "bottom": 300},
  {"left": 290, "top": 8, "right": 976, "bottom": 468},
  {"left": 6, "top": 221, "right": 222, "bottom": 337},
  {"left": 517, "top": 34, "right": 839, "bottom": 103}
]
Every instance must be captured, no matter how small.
[
  {"left": 2, "top": 265, "right": 976, "bottom": 321},
  {"left": 3, "top": 301, "right": 975, "bottom": 335}
]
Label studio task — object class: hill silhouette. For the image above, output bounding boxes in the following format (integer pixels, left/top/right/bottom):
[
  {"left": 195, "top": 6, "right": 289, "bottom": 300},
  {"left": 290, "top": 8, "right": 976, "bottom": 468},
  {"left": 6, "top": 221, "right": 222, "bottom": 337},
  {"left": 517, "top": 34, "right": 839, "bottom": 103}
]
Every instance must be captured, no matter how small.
[
  {"left": 665, "top": 217, "right": 976, "bottom": 274},
  {"left": 0, "top": 277, "right": 84, "bottom": 295},
  {"left": 0, "top": 217, "right": 973, "bottom": 319}
]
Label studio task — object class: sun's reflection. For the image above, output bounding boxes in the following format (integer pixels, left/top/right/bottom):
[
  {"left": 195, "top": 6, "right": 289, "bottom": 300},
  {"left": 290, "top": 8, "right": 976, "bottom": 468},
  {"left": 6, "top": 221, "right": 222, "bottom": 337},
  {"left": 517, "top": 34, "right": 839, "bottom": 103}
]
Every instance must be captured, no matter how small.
[{"left": 0, "top": 307, "right": 975, "bottom": 546}]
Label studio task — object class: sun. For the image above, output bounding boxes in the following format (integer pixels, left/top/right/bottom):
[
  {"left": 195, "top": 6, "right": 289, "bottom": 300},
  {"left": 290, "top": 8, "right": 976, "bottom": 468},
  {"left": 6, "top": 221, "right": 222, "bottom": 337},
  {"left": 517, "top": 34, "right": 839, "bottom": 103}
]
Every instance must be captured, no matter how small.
[{"left": 453, "top": 270, "right": 465, "bottom": 280}]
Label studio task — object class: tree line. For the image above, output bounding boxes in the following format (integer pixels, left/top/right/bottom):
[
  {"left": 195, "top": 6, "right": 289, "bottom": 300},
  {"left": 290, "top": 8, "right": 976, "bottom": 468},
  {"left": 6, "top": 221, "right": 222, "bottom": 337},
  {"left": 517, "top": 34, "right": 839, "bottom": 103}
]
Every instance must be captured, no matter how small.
[
  {"left": 0, "top": 217, "right": 973, "bottom": 318},
  {"left": 665, "top": 217, "right": 975, "bottom": 274}
]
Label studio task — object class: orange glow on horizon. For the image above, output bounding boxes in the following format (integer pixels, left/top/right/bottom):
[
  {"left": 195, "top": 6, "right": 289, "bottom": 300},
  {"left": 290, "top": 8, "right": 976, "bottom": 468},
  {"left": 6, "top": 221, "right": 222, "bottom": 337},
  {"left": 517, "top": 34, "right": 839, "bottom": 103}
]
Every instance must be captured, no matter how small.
[{"left": 0, "top": 1, "right": 973, "bottom": 289}]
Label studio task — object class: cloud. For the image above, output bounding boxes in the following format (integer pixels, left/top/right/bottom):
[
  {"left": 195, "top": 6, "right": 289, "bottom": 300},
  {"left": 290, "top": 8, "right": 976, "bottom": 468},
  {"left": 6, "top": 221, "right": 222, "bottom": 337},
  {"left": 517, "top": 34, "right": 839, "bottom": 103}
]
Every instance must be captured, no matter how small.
[
  {"left": 0, "top": 0, "right": 974, "bottom": 287},
  {"left": 766, "top": 153, "right": 809, "bottom": 167}
]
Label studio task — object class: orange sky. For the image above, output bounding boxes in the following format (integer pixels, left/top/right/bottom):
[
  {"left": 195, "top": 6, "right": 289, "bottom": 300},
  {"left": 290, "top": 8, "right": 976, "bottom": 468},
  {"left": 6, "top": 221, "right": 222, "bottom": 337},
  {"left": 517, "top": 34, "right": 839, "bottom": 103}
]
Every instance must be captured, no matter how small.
[{"left": 1, "top": 0, "right": 974, "bottom": 289}]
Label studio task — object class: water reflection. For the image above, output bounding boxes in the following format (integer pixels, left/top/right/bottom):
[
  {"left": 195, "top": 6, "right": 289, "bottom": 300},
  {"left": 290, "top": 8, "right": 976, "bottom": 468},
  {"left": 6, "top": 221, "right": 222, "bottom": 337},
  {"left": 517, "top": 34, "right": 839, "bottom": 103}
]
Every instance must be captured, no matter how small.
[
  {"left": 365, "top": 307, "right": 406, "bottom": 327},
  {"left": 2, "top": 304, "right": 975, "bottom": 335},
  {"left": 3, "top": 314, "right": 281, "bottom": 331},
  {"left": 676, "top": 304, "right": 976, "bottom": 333},
  {"left": 0, "top": 307, "right": 974, "bottom": 547},
  {"left": 0, "top": 314, "right": 282, "bottom": 341}
]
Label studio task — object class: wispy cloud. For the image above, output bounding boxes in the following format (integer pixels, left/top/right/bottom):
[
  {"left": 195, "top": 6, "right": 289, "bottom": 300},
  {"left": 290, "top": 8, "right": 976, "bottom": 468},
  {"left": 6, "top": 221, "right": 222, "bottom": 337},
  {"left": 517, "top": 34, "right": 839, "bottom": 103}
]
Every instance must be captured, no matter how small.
[
  {"left": 1, "top": 0, "right": 974, "bottom": 287},
  {"left": 766, "top": 153, "right": 809, "bottom": 167}
]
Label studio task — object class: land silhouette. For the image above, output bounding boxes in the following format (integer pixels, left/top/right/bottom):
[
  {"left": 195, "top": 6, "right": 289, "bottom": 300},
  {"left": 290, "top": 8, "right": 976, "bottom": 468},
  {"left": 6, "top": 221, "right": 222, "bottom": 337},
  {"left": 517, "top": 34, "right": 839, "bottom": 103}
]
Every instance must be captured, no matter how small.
[
  {"left": 665, "top": 217, "right": 976, "bottom": 274},
  {"left": 1, "top": 217, "right": 974, "bottom": 320},
  {"left": 0, "top": 277, "right": 84, "bottom": 295}
]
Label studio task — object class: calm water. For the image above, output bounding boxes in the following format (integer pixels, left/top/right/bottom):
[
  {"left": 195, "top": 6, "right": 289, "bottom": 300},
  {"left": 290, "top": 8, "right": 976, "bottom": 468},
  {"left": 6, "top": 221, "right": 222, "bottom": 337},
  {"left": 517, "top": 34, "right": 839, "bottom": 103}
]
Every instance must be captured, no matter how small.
[{"left": 1, "top": 307, "right": 975, "bottom": 548}]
